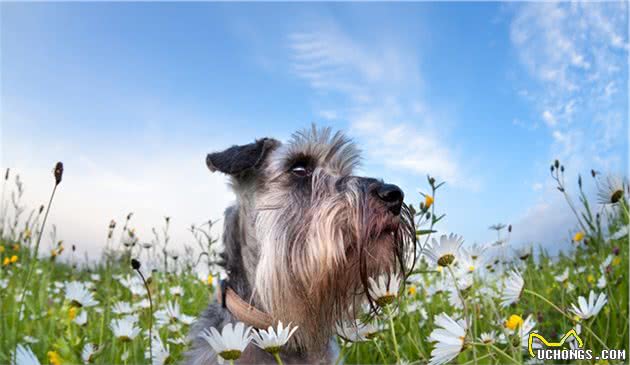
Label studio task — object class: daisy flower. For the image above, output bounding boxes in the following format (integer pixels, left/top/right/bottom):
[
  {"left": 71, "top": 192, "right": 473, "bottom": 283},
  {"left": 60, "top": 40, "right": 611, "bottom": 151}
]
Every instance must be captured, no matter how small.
[
  {"left": 13, "top": 344, "right": 40, "bottom": 365},
  {"left": 74, "top": 310, "right": 88, "bottom": 326},
  {"left": 569, "top": 291, "right": 607, "bottom": 319},
  {"left": 81, "top": 343, "right": 97, "bottom": 364},
  {"left": 111, "top": 301, "right": 134, "bottom": 315},
  {"left": 518, "top": 315, "right": 538, "bottom": 349},
  {"left": 500, "top": 270, "right": 524, "bottom": 307},
  {"left": 336, "top": 320, "right": 380, "bottom": 342},
  {"left": 428, "top": 313, "right": 467, "bottom": 365},
  {"left": 155, "top": 301, "right": 196, "bottom": 327},
  {"left": 22, "top": 336, "right": 39, "bottom": 344},
  {"left": 610, "top": 225, "right": 629, "bottom": 240},
  {"left": 368, "top": 274, "right": 401, "bottom": 307},
  {"left": 252, "top": 321, "right": 299, "bottom": 354},
  {"left": 199, "top": 322, "right": 252, "bottom": 363},
  {"left": 479, "top": 331, "right": 497, "bottom": 345},
  {"left": 65, "top": 281, "right": 99, "bottom": 308},
  {"left": 514, "top": 246, "right": 532, "bottom": 260},
  {"left": 169, "top": 286, "right": 184, "bottom": 296},
  {"left": 596, "top": 175, "right": 625, "bottom": 205},
  {"left": 134, "top": 298, "right": 151, "bottom": 310},
  {"left": 118, "top": 275, "right": 146, "bottom": 297},
  {"left": 600, "top": 255, "right": 613, "bottom": 273},
  {"left": 466, "top": 242, "right": 487, "bottom": 261},
  {"left": 554, "top": 268, "right": 569, "bottom": 283},
  {"left": 425, "top": 234, "right": 464, "bottom": 267},
  {"left": 110, "top": 316, "right": 141, "bottom": 341},
  {"left": 145, "top": 335, "right": 170, "bottom": 365}
]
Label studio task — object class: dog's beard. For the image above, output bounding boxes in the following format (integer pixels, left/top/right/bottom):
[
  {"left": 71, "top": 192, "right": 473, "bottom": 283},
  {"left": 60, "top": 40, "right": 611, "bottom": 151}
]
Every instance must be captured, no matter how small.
[{"left": 254, "top": 175, "right": 416, "bottom": 351}]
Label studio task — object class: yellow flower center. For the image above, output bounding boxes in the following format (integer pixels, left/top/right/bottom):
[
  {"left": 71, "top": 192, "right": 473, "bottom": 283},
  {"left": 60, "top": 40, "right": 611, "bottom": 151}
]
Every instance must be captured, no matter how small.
[
  {"left": 47, "top": 351, "right": 62, "bottom": 365},
  {"left": 219, "top": 350, "right": 242, "bottom": 361},
  {"left": 611, "top": 189, "right": 623, "bottom": 204},
  {"left": 10, "top": 255, "right": 18, "bottom": 263},
  {"left": 573, "top": 232, "right": 585, "bottom": 242},
  {"left": 504, "top": 314, "right": 523, "bottom": 330},
  {"left": 408, "top": 285, "right": 417, "bottom": 296},
  {"left": 437, "top": 254, "right": 455, "bottom": 267},
  {"left": 207, "top": 274, "right": 214, "bottom": 286},
  {"left": 587, "top": 275, "right": 595, "bottom": 283},
  {"left": 375, "top": 294, "right": 396, "bottom": 307},
  {"left": 68, "top": 307, "right": 77, "bottom": 321}
]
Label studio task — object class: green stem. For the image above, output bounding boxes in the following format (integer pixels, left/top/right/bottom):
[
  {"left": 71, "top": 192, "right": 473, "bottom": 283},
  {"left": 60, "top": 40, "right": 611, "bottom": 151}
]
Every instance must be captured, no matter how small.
[
  {"left": 273, "top": 352, "right": 284, "bottom": 365},
  {"left": 461, "top": 352, "right": 492, "bottom": 365},
  {"left": 333, "top": 344, "right": 346, "bottom": 365},
  {"left": 488, "top": 344, "right": 520, "bottom": 365},
  {"left": 387, "top": 306, "right": 402, "bottom": 363}
]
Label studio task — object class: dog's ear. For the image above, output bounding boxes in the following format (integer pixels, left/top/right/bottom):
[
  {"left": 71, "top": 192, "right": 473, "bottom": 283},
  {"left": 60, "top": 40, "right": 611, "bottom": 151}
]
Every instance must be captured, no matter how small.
[{"left": 206, "top": 138, "right": 280, "bottom": 176}]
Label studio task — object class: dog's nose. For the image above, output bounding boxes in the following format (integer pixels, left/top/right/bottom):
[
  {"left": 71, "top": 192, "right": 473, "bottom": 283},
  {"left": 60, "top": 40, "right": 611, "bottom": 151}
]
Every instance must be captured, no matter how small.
[{"left": 376, "top": 183, "right": 404, "bottom": 215}]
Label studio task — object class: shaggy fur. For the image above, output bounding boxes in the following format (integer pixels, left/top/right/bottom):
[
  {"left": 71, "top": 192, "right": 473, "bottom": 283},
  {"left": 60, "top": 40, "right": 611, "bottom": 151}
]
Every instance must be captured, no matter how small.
[{"left": 185, "top": 126, "right": 416, "bottom": 364}]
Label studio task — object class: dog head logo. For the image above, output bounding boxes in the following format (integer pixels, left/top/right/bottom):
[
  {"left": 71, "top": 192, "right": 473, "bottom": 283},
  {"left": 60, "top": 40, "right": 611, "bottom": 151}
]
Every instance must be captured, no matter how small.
[
  {"left": 528, "top": 328, "right": 584, "bottom": 358},
  {"left": 205, "top": 126, "right": 417, "bottom": 349}
]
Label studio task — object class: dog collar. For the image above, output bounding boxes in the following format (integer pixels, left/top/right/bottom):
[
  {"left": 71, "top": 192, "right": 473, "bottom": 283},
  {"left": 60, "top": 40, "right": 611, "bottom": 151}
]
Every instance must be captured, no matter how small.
[{"left": 216, "top": 280, "right": 274, "bottom": 329}]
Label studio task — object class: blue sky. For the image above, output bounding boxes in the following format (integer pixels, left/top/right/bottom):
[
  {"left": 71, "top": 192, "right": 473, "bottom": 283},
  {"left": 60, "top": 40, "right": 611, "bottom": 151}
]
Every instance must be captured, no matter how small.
[{"left": 1, "top": 2, "right": 627, "bottom": 258}]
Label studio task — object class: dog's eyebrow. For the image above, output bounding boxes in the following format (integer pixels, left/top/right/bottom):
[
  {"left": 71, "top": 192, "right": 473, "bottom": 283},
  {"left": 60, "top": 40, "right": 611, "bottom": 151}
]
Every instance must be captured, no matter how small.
[{"left": 255, "top": 205, "right": 283, "bottom": 212}]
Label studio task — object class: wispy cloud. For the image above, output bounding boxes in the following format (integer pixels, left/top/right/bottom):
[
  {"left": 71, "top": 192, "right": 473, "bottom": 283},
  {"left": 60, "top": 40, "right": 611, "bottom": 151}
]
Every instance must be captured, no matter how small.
[
  {"left": 288, "top": 23, "right": 477, "bottom": 188},
  {"left": 510, "top": 2, "right": 628, "bottom": 170}
]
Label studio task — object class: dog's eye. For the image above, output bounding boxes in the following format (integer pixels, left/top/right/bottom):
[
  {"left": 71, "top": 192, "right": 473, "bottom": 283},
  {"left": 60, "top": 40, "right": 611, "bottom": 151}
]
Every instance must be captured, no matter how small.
[{"left": 290, "top": 162, "right": 311, "bottom": 177}]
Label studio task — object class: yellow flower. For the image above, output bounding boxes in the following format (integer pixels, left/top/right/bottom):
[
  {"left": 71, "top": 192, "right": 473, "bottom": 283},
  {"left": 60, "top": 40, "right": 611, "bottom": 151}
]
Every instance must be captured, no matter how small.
[
  {"left": 612, "top": 257, "right": 621, "bottom": 266},
  {"left": 10, "top": 255, "right": 18, "bottom": 264},
  {"left": 424, "top": 195, "right": 434, "bottom": 209},
  {"left": 12, "top": 243, "right": 20, "bottom": 251},
  {"left": 3, "top": 257, "right": 9, "bottom": 266},
  {"left": 68, "top": 307, "right": 77, "bottom": 321},
  {"left": 207, "top": 274, "right": 214, "bottom": 286},
  {"left": 408, "top": 285, "right": 417, "bottom": 296},
  {"left": 573, "top": 231, "right": 585, "bottom": 242},
  {"left": 47, "top": 351, "right": 62, "bottom": 365},
  {"left": 504, "top": 314, "right": 523, "bottom": 330},
  {"left": 587, "top": 274, "right": 595, "bottom": 283}
]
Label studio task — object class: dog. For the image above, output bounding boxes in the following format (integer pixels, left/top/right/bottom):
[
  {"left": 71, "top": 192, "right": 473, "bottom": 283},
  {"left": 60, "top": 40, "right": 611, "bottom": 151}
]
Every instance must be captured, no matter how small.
[{"left": 185, "top": 126, "right": 416, "bottom": 364}]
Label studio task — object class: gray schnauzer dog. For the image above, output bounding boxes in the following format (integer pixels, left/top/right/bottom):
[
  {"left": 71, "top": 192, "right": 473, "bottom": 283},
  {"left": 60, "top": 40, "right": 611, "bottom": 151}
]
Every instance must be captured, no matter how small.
[{"left": 185, "top": 126, "right": 416, "bottom": 364}]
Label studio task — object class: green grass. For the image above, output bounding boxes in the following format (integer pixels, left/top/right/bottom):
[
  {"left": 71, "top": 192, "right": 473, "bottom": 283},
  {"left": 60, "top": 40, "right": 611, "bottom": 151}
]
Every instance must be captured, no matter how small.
[{"left": 0, "top": 164, "right": 628, "bottom": 365}]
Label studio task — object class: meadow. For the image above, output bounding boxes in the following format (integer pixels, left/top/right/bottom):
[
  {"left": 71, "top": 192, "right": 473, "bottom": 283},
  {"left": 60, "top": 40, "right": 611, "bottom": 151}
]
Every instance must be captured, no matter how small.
[{"left": 0, "top": 161, "right": 627, "bottom": 365}]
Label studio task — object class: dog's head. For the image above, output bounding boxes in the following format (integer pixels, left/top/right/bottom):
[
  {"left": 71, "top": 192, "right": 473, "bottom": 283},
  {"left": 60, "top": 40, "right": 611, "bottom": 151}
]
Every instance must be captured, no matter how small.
[{"left": 207, "top": 126, "right": 416, "bottom": 348}]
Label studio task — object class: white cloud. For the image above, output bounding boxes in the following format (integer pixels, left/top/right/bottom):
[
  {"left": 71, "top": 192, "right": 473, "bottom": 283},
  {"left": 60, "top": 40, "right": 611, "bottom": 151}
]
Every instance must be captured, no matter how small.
[
  {"left": 1, "top": 114, "right": 234, "bottom": 260},
  {"left": 532, "top": 182, "right": 543, "bottom": 191},
  {"left": 542, "top": 110, "right": 556, "bottom": 127},
  {"left": 511, "top": 2, "right": 628, "bottom": 168},
  {"left": 288, "top": 23, "right": 477, "bottom": 188}
]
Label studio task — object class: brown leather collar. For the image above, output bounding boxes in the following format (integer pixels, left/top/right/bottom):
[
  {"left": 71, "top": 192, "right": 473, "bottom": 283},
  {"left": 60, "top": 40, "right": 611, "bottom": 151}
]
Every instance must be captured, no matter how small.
[{"left": 216, "top": 282, "right": 274, "bottom": 329}]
